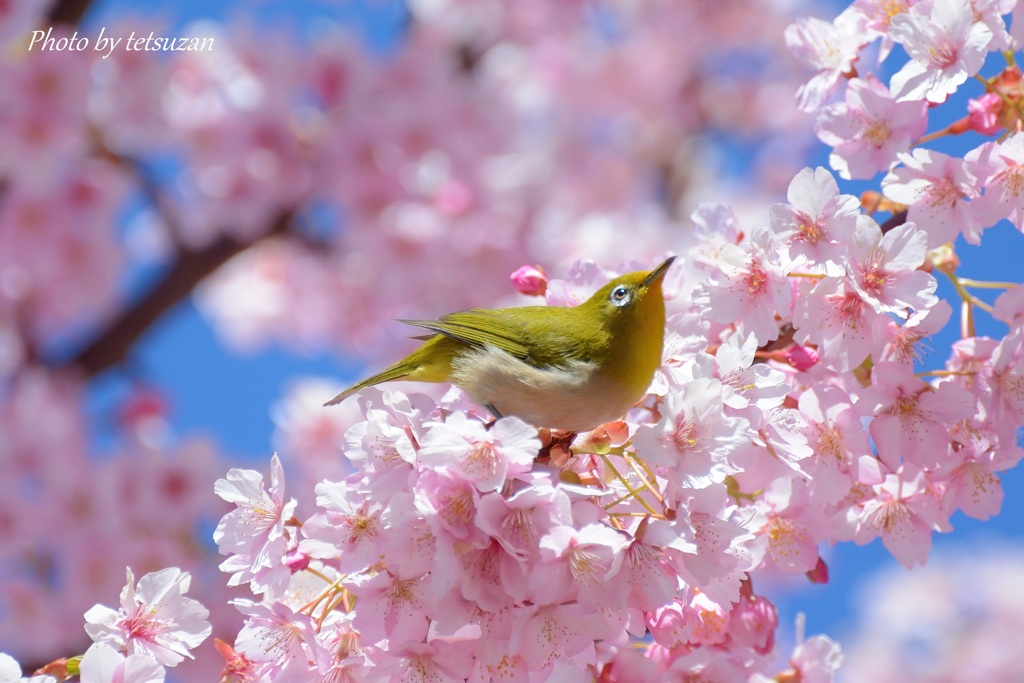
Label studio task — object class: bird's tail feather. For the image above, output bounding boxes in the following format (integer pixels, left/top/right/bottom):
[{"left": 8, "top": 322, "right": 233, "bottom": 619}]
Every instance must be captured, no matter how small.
[{"left": 322, "top": 365, "right": 411, "bottom": 406}]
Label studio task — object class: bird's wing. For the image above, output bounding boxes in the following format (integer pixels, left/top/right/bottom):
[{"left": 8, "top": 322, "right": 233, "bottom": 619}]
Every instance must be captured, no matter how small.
[{"left": 400, "top": 309, "right": 532, "bottom": 360}]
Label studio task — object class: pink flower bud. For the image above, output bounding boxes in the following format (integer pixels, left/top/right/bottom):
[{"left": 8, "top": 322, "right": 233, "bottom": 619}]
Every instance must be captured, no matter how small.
[
  {"left": 968, "top": 93, "right": 1003, "bottom": 135},
  {"left": 118, "top": 387, "right": 171, "bottom": 447},
  {"left": 784, "top": 344, "right": 820, "bottom": 371},
  {"left": 284, "top": 548, "right": 310, "bottom": 571},
  {"left": 118, "top": 388, "right": 168, "bottom": 429},
  {"left": 728, "top": 593, "right": 778, "bottom": 655},
  {"left": 805, "top": 556, "right": 829, "bottom": 584},
  {"left": 509, "top": 264, "right": 548, "bottom": 296}
]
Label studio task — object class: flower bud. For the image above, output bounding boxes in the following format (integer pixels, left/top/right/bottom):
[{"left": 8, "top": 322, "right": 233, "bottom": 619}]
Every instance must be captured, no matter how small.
[
  {"left": 967, "top": 92, "right": 1002, "bottom": 135},
  {"left": 728, "top": 592, "right": 778, "bottom": 655},
  {"left": 118, "top": 387, "right": 171, "bottom": 448},
  {"left": 509, "top": 265, "right": 548, "bottom": 296},
  {"left": 806, "top": 556, "right": 829, "bottom": 584},
  {"left": 784, "top": 344, "right": 820, "bottom": 371},
  {"left": 284, "top": 548, "right": 310, "bottom": 572},
  {"left": 928, "top": 244, "right": 960, "bottom": 276},
  {"left": 118, "top": 387, "right": 168, "bottom": 430}
]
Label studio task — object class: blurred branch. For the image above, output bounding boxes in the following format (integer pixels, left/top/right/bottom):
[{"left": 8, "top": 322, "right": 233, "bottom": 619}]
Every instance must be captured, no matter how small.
[
  {"left": 880, "top": 209, "right": 908, "bottom": 234},
  {"left": 46, "top": 0, "right": 93, "bottom": 26},
  {"left": 63, "top": 209, "right": 295, "bottom": 377},
  {"left": 758, "top": 323, "right": 796, "bottom": 356}
]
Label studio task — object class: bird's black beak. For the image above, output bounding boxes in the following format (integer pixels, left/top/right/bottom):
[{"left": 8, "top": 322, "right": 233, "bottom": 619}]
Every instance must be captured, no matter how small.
[{"left": 643, "top": 256, "right": 676, "bottom": 287}]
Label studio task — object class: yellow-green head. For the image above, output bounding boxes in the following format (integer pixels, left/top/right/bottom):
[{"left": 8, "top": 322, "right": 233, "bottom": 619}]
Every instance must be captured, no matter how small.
[{"left": 571, "top": 256, "right": 674, "bottom": 399}]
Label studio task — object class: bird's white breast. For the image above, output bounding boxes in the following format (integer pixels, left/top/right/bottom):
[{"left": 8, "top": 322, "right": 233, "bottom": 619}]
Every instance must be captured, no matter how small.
[{"left": 449, "top": 345, "right": 635, "bottom": 432}]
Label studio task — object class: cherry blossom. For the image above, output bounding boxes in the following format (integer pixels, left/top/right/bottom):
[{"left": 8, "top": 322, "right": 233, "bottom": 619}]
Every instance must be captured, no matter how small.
[
  {"left": 632, "top": 378, "right": 748, "bottom": 490},
  {"left": 698, "top": 226, "right": 793, "bottom": 345},
  {"left": 271, "top": 378, "right": 358, "bottom": 490},
  {"left": 666, "top": 485, "right": 757, "bottom": 606},
  {"left": 754, "top": 478, "right": 825, "bottom": 574},
  {"left": 231, "top": 600, "right": 321, "bottom": 681},
  {"left": 83, "top": 568, "right": 211, "bottom": 667},
  {"left": 816, "top": 75, "right": 929, "bottom": 180},
  {"left": 793, "top": 275, "right": 887, "bottom": 371},
  {"left": 783, "top": 624, "right": 844, "bottom": 683},
  {"left": 298, "top": 478, "right": 390, "bottom": 572},
  {"left": 846, "top": 219, "right": 937, "bottom": 315},
  {"left": 965, "top": 132, "right": 1024, "bottom": 232},
  {"left": 786, "top": 8, "right": 868, "bottom": 111},
  {"left": 695, "top": 333, "right": 789, "bottom": 413},
  {"left": 365, "top": 639, "right": 474, "bottom": 683},
  {"left": 986, "top": 329, "right": 1024, "bottom": 443},
  {"left": 993, "top": 285, "right": 1024, "bottom": 327},
  {"left": 769, "top": 166, "right": 861, "bottom": 274},
  {"left": 973, "top": 0, "right": 1018, "bottom": 50},
  {"left": 346, "top": 569, "right": 434, "bottom": 645},
  {"left": 78, "top": 643, "right": 165, "bottom": 683},
  {"left": 417, "top": 414, "right": 539, "bottom": 492},
  {"left": 859, "top": 362, "right": 974, "bottom": 469},
  {"left": 1012, "top": 0, "right": 1024, "bottom": 47},
  {"left": 882, "top": 148, "right": 982, "bottom": 246},
  {"left": 940, "top": 447, "right": 1004, "bottom": 520},
  {"left": 874, "top": 299, "right": 953, "bottom": 364},
  {"left": 213, "top": 454, "right": 298, "bottom": 597},
  {"left": 797, "top": 385, "right": 869, "bottom": 505},
  {"left": 508, "top": 264, "right": 549, "bottom": 297},
  {"left": 726, "top": 585, "right": 778, "bottom": 655},
  {"left": 851, "top": 0, "right": 915, "bottom": 59},
  {"left": 535, "top": 523, "right": 630, "bottom": 608},
  {"left": 601, "top": 520, "right": 682, "bottom": 613},
  {"left": 888, "top": 0, "right": 994, "bottom": 103},
  {"left": 474, "top": 476, "right": 573, "bottom": 564},
  {"left": 853, "top": 465, "right": 952, "bottom": 568}
]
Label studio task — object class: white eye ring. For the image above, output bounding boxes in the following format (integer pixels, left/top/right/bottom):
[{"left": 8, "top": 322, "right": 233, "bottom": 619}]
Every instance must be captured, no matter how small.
[{"left": 610, "top": 285, "right": 631, "bottom": 307}]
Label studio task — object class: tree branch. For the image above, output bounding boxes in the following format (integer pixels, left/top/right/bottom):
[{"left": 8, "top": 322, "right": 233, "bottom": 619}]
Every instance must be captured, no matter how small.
[
  {"left": 62, "top": 210, "right": 294, "bottom": 377},
  {"left": 46, "top": 0, "right": 93, "bottom": 26},
  {"left": 880, "top": 208, "right": 908, "bottom": 234}
]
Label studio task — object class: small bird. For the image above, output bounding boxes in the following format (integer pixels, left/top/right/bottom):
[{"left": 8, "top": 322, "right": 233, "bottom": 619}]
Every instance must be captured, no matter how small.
[{"left": 325, "top": 257, "right": 675, "bottom": 432}]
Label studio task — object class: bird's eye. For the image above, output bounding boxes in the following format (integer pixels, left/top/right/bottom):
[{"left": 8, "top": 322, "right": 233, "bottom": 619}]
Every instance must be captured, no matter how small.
[{"left": 610, "top": 285, "right": 631, "bottom": 307}]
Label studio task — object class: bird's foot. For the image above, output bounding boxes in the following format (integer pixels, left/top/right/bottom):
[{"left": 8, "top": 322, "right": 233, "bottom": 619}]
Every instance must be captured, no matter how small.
[{"left": 483, "top": 404, "right": 503, "bottom": 430}]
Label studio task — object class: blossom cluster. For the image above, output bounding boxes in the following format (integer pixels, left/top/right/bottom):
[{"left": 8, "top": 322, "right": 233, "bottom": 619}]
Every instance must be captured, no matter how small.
[
  {"left": 208, "top": 159, "right": 1022, "bottom": 676},
  {"left": 208, "top": 397, "right": 842, "bottom": 681},
  {"left": 0, "top": 0, "right": 817, "bottom": 672},
  {"left": 0, "top": 371, "right": 235, "bottom": 673},
  {"left": 2, "top": 0, "right": 1023, "bottom": 680},
  {"left": 1, "top": 0, "right": 816, "bottom": 359},
  {"left": 171, "top": 0, "right": 815, "bottom": 354},
  {"left": 205, "top": 1, "right": 1024, "bottom": 668},
  {"left": 789, "top": 0, "right": 1024, "bottom": 244}
]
